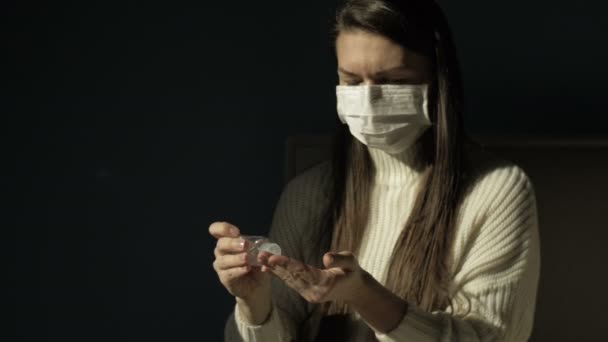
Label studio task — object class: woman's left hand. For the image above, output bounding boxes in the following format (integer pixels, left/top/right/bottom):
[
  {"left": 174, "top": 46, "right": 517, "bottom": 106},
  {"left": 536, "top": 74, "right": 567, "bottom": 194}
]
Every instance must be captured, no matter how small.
[{"left": 257, "top": 250, "right": 367, "bottom": 304}]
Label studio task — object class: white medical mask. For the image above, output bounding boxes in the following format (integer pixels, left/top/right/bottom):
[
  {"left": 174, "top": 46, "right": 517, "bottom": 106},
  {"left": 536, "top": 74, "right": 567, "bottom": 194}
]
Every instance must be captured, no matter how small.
[{"left": 336, "top": 83, "right": 432, "bottom": 155}]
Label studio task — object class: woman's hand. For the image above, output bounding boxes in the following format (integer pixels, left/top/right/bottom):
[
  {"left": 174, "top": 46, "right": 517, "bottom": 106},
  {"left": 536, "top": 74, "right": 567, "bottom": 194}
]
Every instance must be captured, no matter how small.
[
  {"left": 260, "top": 250, "right": 409, "bottom": 333},
  {"left": 209, "top": 222, "right": 273, "bottom": 324},
  {"left": 258, "top": 250, "right": 367, "bottom": 304}
]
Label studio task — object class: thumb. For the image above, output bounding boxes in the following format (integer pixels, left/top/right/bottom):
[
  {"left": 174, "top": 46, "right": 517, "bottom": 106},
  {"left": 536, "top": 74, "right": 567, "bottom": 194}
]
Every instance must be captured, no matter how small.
[{"left": 323, "top": 251, "right": 357, "bottom": 271}]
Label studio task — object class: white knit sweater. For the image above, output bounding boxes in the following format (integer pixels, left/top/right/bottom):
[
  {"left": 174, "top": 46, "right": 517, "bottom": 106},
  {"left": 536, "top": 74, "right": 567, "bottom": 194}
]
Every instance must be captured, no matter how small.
[{"left": 224, "top": 142, "right": 541, "bottom": 342}]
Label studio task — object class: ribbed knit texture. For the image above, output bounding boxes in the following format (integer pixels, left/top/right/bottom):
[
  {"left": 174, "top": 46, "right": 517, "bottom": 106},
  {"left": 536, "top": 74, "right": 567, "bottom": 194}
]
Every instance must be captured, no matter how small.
[{"left": 224, "top": 142, "right": 541, "bottom": 342}]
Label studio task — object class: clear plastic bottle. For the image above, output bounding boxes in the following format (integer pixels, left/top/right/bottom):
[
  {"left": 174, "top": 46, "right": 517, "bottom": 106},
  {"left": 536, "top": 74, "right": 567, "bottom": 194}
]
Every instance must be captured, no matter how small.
[{"left": 239, "top": 235, "right": 282, "bottom": 266}]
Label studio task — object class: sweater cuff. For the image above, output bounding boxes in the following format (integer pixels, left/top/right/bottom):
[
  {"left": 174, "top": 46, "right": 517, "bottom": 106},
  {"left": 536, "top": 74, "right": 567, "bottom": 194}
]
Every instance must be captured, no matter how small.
[
  {"left": 372, "top": 302, "right": 444, "bottom": 342},
  {"left": 234, "top": 301, "right": 282, "bottom": 342}
]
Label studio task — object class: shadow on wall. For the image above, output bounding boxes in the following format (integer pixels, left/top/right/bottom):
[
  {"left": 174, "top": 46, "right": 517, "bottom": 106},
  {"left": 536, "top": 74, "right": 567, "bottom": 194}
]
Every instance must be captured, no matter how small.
[{"left": 285, "top": 134, "right": 608, "bottom": 342}]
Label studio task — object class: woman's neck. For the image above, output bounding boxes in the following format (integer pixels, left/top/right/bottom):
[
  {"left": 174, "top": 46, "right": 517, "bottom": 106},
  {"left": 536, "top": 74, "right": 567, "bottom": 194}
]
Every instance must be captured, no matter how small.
[{"left": 367, "top": 142, "right": 425, "bottom": 186}]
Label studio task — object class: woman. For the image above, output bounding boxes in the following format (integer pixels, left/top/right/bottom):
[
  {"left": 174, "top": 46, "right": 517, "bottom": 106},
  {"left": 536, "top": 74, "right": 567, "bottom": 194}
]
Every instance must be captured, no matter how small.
[{"left": 210, "top": 0, "right": 540, "bottom": 341}]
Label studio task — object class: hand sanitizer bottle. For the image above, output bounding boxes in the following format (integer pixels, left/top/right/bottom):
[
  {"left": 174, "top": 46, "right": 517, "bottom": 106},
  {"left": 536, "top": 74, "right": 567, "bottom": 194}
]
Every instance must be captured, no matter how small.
[{"left": 239, "top": 235, "right": 282, "bottom": 266}]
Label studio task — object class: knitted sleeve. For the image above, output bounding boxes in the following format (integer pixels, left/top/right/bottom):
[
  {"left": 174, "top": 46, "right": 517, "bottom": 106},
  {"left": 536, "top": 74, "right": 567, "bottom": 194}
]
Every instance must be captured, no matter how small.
[
  {"left": 371, "top": 164, "right": 541, "bottom": 342},
  {"left": 224, "top": 161, "right": 331, "bottom": 342}
]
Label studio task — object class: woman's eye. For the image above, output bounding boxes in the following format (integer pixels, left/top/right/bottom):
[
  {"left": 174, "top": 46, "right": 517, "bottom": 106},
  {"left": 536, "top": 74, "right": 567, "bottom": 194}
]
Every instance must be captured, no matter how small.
[
  {"left": 372, "top": 79, "right": 412, "bottom": 85},
  {"left": 345, "top": 80, "right": 361, "bottom": 86},
  {"left": 388, "top": 79, "right": 411, "bottom": 84}
]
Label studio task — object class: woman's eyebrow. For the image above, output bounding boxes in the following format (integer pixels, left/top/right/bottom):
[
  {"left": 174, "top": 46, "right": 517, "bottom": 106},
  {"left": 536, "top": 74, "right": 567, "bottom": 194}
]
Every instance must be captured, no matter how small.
[
  {"left": 337, "top": 67, "right": 359, "bottom": 76},
  {"left": 337, "top": 65, "right": 410, "bottom": 77}
]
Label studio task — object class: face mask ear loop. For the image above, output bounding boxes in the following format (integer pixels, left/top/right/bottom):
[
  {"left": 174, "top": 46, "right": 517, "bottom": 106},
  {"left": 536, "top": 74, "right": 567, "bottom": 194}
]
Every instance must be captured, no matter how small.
[{"left": 422, "top": 84, "right": 431, "bottom": 124}]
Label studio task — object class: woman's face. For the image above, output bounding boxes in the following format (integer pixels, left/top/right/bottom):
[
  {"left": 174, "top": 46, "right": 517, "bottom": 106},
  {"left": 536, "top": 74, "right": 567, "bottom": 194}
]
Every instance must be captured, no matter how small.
[{"left": 336, "top": 29, "right": 432, "bottom": 86}]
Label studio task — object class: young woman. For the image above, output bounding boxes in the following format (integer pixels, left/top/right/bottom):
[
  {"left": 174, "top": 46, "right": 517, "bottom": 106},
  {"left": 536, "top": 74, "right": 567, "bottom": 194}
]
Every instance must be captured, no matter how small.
[{"left": 210, "top": 0, "right": 540, "bottom": 341}]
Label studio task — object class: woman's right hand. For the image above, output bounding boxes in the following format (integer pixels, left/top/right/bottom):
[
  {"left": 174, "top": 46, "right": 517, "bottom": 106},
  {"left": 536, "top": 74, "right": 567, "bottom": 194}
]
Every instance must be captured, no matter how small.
[{"left": 209, "top": 221, "right": 271, "bottom": 302}]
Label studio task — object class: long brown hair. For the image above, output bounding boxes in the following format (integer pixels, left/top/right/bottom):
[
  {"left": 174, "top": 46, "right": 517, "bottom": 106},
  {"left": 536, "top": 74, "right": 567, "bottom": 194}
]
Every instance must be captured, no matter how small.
[{"left": 308, "top": 0, "right": 474, "bottom": 321}]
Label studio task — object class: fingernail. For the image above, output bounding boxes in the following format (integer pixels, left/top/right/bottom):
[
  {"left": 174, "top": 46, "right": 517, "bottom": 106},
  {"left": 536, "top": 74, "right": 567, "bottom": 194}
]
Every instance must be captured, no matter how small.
[{"left": 230, "top": 227, "right": 239, "bottom": 236}]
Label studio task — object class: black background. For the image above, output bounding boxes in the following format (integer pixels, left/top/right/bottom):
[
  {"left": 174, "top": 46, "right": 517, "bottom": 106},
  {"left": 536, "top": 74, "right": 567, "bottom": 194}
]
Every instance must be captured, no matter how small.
[{"left": 4, "top": 0, "right": 607, "bottom": 341}]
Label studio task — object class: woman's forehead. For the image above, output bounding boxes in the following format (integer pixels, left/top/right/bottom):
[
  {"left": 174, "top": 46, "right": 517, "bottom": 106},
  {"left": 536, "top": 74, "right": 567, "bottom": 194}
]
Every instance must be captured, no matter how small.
[{"left": 336, "top": 30, "right": 428, "bottom": 76}]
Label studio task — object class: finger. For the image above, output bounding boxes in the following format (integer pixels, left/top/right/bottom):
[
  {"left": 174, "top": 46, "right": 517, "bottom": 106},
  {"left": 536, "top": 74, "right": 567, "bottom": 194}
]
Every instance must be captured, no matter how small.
[
  {"left": 267, "top": 255, "right": 290, "bottom": 267},
  {"left": 323, "top": 251, "right": 357, "bottom": 271},
  {"left": 219, "top": 265, "right": 250, "bottom": 283},
  {"left": 257, "top": 251, "right": 272, "bottom": 266},
  {"left": 215, "top": 237, "right": 247, "bottom": 257},
  {"left": 213, "top": 252, "right": 248, "bottom": 271},
  {"left": 209, "top": 221, "right": 240, "bottom": 239}
]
